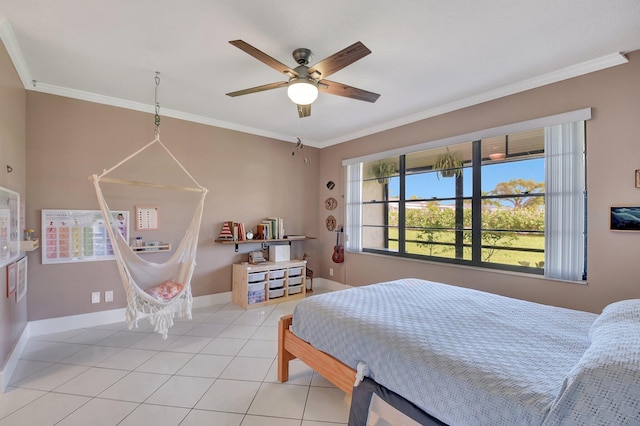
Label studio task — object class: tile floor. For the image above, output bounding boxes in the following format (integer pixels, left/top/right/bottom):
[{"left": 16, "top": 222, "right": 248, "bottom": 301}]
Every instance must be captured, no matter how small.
[{"left": 0, "top": 294, "right": 350, "bottom": 426}]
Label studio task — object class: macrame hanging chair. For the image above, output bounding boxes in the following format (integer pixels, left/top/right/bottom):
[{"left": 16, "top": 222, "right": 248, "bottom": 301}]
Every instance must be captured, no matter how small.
[{"left": 91, "top": 135, "right": 207, "bottom": 338}]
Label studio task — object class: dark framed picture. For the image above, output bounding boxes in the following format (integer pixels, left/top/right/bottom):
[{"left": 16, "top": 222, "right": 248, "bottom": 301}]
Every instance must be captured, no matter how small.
[{"left": 610, "top": 206, "right": 640, "bottom": 231}]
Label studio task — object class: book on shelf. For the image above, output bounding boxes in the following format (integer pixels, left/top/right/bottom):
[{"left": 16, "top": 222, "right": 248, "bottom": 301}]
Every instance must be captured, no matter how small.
[
  {"left": 265, "top": 217, "right": 284, "bottom": 239},
  {"left": 257, "top": 223, "right": 270, "bottom": 240},
  {"left": 237, "top": 222, "right": 245, "bottom": 241},
  {"left": 265, "top": 218, "right": 276, "bottom": 239}
]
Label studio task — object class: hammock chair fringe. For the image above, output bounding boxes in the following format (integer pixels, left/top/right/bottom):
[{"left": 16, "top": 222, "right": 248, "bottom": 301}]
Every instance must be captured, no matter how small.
[{"left": 126, "top": 287, "right": 193, "bottom": 339}]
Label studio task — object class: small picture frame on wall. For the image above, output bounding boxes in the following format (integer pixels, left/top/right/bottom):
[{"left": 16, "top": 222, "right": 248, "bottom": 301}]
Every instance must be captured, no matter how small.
[
  {"left": 16, "top": 256, "right": 27, "bottom": 302},
  {"left": 635, "top": 170, "right": 640, "bottom": 188},
  {"left": 610, "top": 206, "right": 640, "bottom": 231},
  {"left": 136, "top": 206, "right": 159, "bottom": 231},
  {"left": 6, "top": 261, "right": 16, "bottom": 298}
]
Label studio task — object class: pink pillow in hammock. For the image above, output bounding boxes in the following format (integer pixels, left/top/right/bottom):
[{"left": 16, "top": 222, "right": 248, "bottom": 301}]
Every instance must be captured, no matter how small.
[{"left": 145, "top": 281, "right": 184, "bottom": 301}]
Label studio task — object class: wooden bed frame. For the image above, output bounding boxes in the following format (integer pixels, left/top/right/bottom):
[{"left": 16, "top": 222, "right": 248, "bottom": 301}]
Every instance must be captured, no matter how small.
[{"left": 278, "top": 314, "right": 356, "bottom": 394}]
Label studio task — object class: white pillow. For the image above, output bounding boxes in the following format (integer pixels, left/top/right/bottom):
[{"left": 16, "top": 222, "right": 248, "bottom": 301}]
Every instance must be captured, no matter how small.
[
  {"left": 589, "top": 298, "right": 640, "bottom": 339},
  {"left": 546, "top": 299, "right": 640, "bottom": 425}
]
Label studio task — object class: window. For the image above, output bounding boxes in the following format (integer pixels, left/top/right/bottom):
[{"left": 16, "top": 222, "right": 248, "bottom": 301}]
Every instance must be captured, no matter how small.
[{"left": 346, "top": 112, "right": 587, "bottom": 281}]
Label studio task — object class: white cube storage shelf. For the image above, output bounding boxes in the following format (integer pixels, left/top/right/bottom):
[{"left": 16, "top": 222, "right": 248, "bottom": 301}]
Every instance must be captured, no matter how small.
[{"left": 232, "top": 260, "right": 307, "bottom": 309}]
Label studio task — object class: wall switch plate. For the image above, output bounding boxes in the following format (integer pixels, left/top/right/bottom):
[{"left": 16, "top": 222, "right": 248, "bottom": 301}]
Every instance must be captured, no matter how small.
[
  {"left": 329, "top": 268, "right": 334, "bottom": 277},
  {"left": 91, "top": 291, "right": 100, "bottom": 304},
  {"left": 105, "top": 290, "right": 114, "bottom": 303}
]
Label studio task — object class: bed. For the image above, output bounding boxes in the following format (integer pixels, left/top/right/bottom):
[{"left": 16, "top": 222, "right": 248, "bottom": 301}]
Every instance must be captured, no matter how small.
[{"left": 277, "top": 278, "right": 640, "bottom": 425}]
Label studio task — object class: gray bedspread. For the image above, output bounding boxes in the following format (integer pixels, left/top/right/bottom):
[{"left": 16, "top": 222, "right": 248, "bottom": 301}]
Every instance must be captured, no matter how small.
[{"left": 291, "top": 278, "right": 597, "bottom": 426}]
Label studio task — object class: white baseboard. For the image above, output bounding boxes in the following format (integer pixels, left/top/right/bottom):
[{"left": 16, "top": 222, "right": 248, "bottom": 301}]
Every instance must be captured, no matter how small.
[
  {"left": 28, "top": 308, "right": 129, "bottom": 337},
  {"left": 313, "top": 277, "right": 351, "bottom": 291},
  {"left": 0, "top": 326, "right": 31, "bottom": 393},
  {"left": 191, "top": 291, "right": 232, "bottom": 309},
  {"left": 1, "top": 291, "right": 232, "bottom": 393}
]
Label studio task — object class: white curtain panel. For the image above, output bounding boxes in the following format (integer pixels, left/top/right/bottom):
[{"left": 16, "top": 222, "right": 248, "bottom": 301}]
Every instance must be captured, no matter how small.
[
  {"left": 346, "top": 163, "right": 363, "bottom": 252},
  {"left": 544, "top": 121, "right": 586, "bottom": 281}
]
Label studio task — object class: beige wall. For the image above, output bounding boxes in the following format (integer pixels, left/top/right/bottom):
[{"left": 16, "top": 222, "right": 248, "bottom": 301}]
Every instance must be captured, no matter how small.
[
  {"left": 0, "top": 40, "right": 27, "bottom": 366},
  {"left": 25, "top": 92, "right": 321, "bottom": 321},
  {"left": 319, "top": 51, "right": 640, "bottom": 314}
]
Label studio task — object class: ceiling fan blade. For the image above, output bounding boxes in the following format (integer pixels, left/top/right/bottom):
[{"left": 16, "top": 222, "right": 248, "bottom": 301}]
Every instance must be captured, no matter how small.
[
  {"left": 319, "top": 80, "right": 380, "bottom": 103},
  {"left": 229, "top": 40, "right": 298, "bottom": 77},
  {"left": 307, "top": 41, "right": 371, "bottom": 79},
  {"left": 226, "top": 81, "right": 288, "bottom": 97},
  {"left": 297, "top": 104, "right": 311, "bottom": 118}
]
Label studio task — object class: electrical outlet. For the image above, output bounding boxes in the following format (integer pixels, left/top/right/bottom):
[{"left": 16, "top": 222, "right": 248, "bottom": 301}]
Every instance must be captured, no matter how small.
[
  {"left": 105, "top": 290, "right": 114, "bottom": 302},
  {"left": 91, "top": 291, "right": 100, "bottom": 304},
  {"left": 329, "top": 268, "right": 334, "bottom": 277}
]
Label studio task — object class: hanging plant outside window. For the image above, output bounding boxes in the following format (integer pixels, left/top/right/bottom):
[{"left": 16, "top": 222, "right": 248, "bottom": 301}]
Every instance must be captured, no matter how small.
[
  {"left": 372, "top": 162, "right": 396, "bottom": 184},
  {"left": 433, "top": 148, "right": 463, "bottom": 179}
]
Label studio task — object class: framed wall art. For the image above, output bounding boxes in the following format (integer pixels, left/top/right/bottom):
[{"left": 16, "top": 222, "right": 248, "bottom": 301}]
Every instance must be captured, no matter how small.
[
  {"left": 135, "top": 205, "right": 159, "bottom": 231},
  {"left": 42, "top": 209, "right": 129, "bottom": 264},
  {"left": 610, "top": 206, "right": 640, "bottom": 231},
  {"left": 6, "top": 261, "right": 16, "bottom": 298},
  {"left": 16, "top": 256, "right": 27, "bottom": 302},
  {"left": 0, "top": 186, "right": 20, "bottom": 268}
]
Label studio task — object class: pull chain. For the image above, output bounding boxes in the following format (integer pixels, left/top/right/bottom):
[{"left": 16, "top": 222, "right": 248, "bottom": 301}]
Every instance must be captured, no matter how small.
[{"left": 154, "top": 71, "right": 161, "bottom": 135}]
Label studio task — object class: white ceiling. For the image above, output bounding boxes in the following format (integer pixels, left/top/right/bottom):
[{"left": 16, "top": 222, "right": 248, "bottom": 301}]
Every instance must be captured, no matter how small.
[{"left": 0, "top": 1, "right": 639, "bottom": 148}]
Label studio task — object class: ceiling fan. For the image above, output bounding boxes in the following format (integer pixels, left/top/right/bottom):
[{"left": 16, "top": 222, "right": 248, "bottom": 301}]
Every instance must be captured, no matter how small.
[{"left": 226, "top": 40, "right": 380, "bottom": 118}]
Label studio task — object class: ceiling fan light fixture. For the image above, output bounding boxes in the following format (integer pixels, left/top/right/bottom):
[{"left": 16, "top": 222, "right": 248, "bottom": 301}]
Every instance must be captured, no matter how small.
[{"left": 287, "top": 78, "right": 318, "bottom": 105}]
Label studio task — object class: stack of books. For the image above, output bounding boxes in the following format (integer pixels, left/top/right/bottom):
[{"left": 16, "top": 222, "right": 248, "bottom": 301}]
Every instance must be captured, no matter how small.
[{"left": 257, "top": 217, "right": 284, "bottom": 240}]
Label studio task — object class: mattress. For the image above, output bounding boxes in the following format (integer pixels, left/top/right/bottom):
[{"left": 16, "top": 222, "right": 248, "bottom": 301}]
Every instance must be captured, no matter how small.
[{"left": 292, "top": 278, "right": 597, "bottom": 426}]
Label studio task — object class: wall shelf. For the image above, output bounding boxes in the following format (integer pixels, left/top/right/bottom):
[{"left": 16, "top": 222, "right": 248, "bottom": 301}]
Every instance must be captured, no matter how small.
[
  {"left": 215, "top": 237, "right": 315, "bottom": 252},
  {"left": 20, "top": 238, "right": 40, "bottom": 252},
  {"left": 130, "top": 243, "right": 171, "bottom": 253}
]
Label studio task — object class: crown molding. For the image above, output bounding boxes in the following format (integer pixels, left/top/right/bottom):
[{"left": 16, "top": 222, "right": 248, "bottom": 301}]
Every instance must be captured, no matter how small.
[{"left": 0, "top": 16, "right": 33, "bottom": 89}]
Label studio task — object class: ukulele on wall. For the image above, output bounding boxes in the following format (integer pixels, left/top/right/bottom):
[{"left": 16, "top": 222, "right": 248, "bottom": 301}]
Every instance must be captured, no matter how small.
[{"left": 332, "top": 229, "right": 344, "bottom": 264}]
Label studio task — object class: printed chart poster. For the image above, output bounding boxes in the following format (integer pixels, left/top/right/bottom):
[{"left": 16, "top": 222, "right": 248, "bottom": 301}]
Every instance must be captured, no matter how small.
[{"left": 42, "top": 209, "right": 129, "bottom": 264}]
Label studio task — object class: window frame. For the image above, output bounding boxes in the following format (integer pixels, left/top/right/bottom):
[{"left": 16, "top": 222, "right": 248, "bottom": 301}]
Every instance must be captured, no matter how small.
[{"left": 344, "top": 109, "right": 590, "bottom": 281}]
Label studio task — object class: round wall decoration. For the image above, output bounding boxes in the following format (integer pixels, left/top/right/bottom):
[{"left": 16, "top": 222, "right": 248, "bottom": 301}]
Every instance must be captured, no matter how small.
[
  {"left": 324, "top": 197, "right": 338, "bottom": 210},
  {"left": 325, "top": 215, "right": 336, "bottom": 231}
]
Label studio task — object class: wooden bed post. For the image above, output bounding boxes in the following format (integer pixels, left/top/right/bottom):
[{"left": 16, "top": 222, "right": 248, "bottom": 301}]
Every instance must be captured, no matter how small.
[
  {"left": 278, "top": 314, "right": 357, "bottom": 395},
  {"left": 278, "top": 314, "right": 295, "bottom": 382}
]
